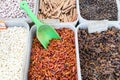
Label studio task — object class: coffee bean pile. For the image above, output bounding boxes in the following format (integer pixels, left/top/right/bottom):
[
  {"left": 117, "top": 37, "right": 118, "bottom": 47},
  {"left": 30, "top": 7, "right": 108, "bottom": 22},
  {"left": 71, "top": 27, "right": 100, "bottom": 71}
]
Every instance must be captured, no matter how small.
[
  {"left": 78, "top": 27, "right": 120, "bottom": 80},
  {"left": 79, "top": 0, "right": 118, "bottom": 20}
]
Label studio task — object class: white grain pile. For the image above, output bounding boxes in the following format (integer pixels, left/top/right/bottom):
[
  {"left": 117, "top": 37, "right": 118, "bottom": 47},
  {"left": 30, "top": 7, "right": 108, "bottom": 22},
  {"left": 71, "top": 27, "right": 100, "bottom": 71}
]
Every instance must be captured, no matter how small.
[
  {"left": 0, "top": 27, "right": 27, "bottom": 80},
  {"left": 0, "top": 0, "right": 35, "bottom": 18}
]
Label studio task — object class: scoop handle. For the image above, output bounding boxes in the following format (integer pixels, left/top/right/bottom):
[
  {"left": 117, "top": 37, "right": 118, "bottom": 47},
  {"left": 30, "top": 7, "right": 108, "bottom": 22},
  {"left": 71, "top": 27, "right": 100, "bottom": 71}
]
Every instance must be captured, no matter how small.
[{"left": 20, "top": 1, "right": 43, "bottom": 28}]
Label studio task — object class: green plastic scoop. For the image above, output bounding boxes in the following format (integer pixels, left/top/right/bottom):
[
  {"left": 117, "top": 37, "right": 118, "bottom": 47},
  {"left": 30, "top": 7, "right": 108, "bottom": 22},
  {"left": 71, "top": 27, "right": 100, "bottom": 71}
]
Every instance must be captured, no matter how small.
[{"left": 20, "top": 1, "right": 60, "bottom": 49}]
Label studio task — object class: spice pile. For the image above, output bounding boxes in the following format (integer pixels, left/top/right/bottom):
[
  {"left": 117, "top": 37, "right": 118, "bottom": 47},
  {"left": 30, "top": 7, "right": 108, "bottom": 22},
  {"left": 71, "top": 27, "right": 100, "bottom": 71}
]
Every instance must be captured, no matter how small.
[
  {"left": 0, "top": 0, "right": 35, "bottom": 18},
  {"left": 78, "top": 27, "right": 120, "bottom": 80},
  {"left": 0, "top": 27, "right": 27, "bottom": 80},
  {"left": 38, "top": 0, "right": 77, "bottom": 22},
  {"left": 79, "top": 0, "right": 118, "bottom": 20},
  {"left": 28, "top": 28, "right": 77, "bottom": 79}
]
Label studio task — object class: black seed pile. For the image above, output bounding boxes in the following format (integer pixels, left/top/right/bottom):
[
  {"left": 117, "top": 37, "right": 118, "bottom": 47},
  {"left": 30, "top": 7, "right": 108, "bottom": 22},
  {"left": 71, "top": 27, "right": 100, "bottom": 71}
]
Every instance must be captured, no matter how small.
[
  {"left": 78, "top": 27, "right": 120, "bottom": 80},
  {"left": 79, "top": 0, "right": 118, "bottom": 20}
]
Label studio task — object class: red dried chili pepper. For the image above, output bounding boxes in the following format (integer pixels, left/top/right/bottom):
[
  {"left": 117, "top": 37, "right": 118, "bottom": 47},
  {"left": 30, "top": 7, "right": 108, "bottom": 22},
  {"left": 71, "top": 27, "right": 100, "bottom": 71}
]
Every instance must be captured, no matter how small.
[{"left": 28, "top": 28, "right": 77, "bottom": 80}]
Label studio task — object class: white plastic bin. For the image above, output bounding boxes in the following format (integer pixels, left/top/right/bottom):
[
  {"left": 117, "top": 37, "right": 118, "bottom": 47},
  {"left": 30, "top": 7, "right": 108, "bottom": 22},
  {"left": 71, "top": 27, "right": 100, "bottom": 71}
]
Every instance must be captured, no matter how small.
[
  {"left": 37, "top": 0, "right": 78, "bottom": 26},
  {"left": 0, "top": 0, "right": 39, "bottom": 23},
  {"left": 76, "top": 21, "right": 120, "bottom": 80},
  {"left": 77, "top": 0, "right": 119, "bottom": 23},
  {"left": 0, "top": 19, "right": 29, "bottom": 80},
  {"left": 24, "top": 23, "right": 82, "bottom": 80}
]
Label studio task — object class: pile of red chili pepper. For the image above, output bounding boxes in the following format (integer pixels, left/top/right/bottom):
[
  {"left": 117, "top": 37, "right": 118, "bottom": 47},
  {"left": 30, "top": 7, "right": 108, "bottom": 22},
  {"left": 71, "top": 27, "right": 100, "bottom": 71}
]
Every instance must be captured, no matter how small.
[{"left": 28, "top": 28, "right": 77, "bottom": 80}]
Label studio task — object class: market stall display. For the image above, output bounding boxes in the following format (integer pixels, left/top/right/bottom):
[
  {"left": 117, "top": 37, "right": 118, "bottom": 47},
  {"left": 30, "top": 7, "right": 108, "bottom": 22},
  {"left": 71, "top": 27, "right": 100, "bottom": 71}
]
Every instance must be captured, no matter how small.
[{"left": 0, "top": 0, "right": 120, "bottom": 80}]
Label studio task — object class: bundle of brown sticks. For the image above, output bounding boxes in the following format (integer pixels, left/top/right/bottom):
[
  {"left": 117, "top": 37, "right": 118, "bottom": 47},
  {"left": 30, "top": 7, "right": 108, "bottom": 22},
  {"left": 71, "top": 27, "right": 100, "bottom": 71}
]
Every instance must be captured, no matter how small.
[{"left": 38, "top": 0, "right": 77, "bottom": 22}]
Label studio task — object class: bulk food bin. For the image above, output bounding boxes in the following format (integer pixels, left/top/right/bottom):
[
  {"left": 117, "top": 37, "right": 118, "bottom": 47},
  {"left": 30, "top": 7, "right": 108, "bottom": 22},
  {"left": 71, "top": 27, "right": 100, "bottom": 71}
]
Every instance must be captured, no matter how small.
[
  {"left": 0, "top": 19, "right": 29, "bottom": 80},
  {"left": 37, "top": 0, "right": 78, "bottom": 26},
  {"left": 76, "top": 21, "right": 120, "bottom": 80},
  {"left": 24, "top": 23, "right": 82, "bottom": 80},
  {"left": 0, "top": 0, "right": 38, "bottom": 23},
  {"left": 76, "top": 0, "right": 119, "bottom": 23}
]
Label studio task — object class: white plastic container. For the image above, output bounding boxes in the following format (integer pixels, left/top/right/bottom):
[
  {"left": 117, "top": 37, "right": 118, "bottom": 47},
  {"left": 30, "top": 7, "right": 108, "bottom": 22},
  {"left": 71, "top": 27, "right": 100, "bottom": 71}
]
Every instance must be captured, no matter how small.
[
  {"left": 24, "top": 23, "right": 82, "bottom": 80},
  {"left": 37, "top": 0, "right": 78, "bottom": 26},
  {"left": 77, "top": 21, "right": 120, "bottom": 30},
  {"left": 76, "top": 21, "right": 120, "bottom": 80},
  {"left": 0, "top": 19, "right": 30, "bottom": 80},
  {"left": 77, "top": 0, "right": 119, "bottom": 23},
  {"left": 0, "top": 0, "right": 39, "bottom": 23}
]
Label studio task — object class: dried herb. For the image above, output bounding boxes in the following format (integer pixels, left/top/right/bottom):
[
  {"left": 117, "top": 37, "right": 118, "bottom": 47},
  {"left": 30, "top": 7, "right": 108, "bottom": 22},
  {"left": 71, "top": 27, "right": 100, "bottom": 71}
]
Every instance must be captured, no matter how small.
[
  {"left": 78, "top": 27, "right": 120, "bottom": 80},
  {"left": 28, "top": 28, "right": 77, "bottom": 80},
  {"left": 79, "top": 0, "right": 118, "bottom": 20}
]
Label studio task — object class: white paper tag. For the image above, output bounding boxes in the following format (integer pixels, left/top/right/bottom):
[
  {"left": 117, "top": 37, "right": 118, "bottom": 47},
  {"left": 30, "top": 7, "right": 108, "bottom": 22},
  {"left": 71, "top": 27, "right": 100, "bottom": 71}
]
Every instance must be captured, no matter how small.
[
  {"left": 0, "top": 20, "right": 6, "bottom": 30},
  {"left": 88, "top": 20, "right": 108, "bottom": 33}
]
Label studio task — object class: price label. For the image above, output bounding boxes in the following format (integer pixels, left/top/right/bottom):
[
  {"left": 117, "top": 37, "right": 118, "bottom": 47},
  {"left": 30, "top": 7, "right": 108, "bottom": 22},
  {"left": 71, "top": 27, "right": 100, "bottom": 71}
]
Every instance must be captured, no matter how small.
[
  {"left": 0, "top": 20, "right": 7, "bottom": 30},
  {"left": 88, "top": 20, "right": 108, "bottom": 33}
]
